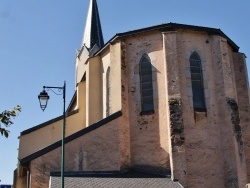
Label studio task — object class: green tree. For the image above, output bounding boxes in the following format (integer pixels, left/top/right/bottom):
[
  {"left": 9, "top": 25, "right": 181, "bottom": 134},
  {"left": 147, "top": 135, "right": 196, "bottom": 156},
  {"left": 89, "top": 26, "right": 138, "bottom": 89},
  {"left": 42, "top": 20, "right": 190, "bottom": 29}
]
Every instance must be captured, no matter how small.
[{"left": 0, "top": 105, "right": 21, "bottom": 138}]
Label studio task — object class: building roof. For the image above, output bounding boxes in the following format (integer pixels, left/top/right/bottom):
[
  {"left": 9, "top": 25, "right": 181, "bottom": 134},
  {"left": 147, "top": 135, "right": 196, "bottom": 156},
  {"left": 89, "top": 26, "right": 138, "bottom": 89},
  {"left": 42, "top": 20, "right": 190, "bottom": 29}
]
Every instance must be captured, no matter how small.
[
  {"left": 49, "top": 170, "right": 183, "bottom": 188},
  {"left": 96, "top": 22, "right": 240, "bottom": 56},
  {"left": 82, "top": 0, "right": 104, "bottom": 50}
]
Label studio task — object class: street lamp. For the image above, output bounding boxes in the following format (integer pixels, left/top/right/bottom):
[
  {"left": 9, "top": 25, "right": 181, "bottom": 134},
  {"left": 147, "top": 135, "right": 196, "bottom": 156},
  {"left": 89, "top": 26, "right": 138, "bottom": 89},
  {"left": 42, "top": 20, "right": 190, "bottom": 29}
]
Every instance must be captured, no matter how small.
[{"left": 38, "top": 81, "right": 66, "bottom": 188}]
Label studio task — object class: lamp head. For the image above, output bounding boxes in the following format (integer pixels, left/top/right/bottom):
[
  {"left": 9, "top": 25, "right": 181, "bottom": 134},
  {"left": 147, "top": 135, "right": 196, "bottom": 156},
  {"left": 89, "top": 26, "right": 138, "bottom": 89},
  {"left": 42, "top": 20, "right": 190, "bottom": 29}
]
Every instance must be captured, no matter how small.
[{"left": 38, "top": 89, "right": 50, "bottom": 111}]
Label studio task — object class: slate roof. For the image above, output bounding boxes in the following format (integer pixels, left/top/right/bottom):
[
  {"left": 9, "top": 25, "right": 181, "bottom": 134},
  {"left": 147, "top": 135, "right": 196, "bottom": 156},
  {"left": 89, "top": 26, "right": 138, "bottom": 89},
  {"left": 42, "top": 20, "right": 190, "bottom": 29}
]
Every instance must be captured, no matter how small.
[{"left": 49, "top": 170, "right": 183, "bottom": 188}]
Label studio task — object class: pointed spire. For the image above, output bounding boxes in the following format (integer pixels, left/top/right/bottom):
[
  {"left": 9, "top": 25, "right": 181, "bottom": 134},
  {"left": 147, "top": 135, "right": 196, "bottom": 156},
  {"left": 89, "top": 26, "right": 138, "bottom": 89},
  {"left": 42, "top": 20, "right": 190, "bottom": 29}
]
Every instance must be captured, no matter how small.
[{"left": 82, "top": 0, "right": 104, "bottom": 50}]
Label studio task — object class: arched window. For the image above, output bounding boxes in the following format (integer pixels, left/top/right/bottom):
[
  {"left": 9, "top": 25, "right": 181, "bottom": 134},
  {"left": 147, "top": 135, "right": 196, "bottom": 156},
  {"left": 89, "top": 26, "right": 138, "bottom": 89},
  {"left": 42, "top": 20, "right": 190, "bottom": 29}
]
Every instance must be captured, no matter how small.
[
  {"left": 189, "top": 52, "right": 206, "bottom": 111},
  {"left": 140, "top": 55, "right": 154, "bottom": 113},
  {"left": 106, "top": 67, "right": 111, "bottom": 116}
]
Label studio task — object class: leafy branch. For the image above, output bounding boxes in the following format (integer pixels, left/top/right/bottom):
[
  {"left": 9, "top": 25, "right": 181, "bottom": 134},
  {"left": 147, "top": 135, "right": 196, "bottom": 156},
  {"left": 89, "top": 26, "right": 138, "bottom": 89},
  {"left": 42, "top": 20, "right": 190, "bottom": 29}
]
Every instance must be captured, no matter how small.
[{"left": 0, "top": 105, "right": 21, "bottom": 138}]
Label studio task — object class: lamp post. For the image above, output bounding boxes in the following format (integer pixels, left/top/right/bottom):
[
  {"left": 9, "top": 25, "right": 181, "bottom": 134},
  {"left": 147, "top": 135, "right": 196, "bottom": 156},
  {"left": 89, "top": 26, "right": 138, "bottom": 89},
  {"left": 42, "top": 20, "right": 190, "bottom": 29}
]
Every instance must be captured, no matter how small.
[{"left": 38, "top": 81, "right": 66, "bottom": 188}]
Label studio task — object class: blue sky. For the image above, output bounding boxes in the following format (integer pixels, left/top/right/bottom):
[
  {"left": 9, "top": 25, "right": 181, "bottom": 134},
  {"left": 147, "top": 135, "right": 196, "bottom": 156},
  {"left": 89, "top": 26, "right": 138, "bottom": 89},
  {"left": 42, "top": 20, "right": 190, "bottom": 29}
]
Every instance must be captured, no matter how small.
[{"left": 0, "top": 0, "right": 249, "bottom": 184}]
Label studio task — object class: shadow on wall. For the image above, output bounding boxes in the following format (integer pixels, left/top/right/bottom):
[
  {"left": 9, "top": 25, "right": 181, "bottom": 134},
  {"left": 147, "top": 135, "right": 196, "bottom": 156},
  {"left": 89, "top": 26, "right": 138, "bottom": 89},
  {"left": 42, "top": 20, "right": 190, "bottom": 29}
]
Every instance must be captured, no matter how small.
[{"left": 129, "top": 63, "right": 170, "bottom": 174}]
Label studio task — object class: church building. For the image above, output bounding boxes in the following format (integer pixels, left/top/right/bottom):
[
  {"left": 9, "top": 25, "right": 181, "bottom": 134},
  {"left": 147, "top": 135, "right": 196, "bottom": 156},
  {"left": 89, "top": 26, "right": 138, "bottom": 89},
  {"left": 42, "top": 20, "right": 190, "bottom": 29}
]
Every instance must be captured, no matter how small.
[{"left": 14, "top": 0, "right": 250, "bottom": 187}]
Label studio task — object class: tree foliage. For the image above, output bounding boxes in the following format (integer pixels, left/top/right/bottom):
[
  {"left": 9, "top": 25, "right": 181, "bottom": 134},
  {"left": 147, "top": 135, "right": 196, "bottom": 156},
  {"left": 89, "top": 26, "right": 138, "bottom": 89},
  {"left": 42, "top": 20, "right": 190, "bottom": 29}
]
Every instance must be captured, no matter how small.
[{"left": 0, "top": 105, "right": 21, "bottom": 138}]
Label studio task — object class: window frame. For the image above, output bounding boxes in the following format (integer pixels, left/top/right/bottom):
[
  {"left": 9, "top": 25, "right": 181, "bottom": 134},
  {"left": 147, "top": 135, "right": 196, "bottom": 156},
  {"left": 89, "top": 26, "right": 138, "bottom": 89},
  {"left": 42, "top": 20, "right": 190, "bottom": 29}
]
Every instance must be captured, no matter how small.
[
  {"left": 106, "top": 67, "right": 111, "bottom": 116},
  {"left": 189, "top": 52, "right": 206, "bottom": 112},
  {"left": 139, "top": 54, "right": 154, "bottom": 115}
]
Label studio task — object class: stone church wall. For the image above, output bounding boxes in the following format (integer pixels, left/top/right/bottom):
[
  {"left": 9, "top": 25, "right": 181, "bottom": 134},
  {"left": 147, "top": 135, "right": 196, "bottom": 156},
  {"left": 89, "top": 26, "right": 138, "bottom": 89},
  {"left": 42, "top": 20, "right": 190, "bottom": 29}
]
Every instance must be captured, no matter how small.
[
  {"left": 122, "top": 31, "right": 171, "bottom": 174},
  {"left": 232, "top": 53, "right": 250, "bottom": 183},
  {"left": 29, "top": 114, "right": 128, "bottom": 188},
  {"left": 164, "top": 30, "right": 249, "bottom": 187}
]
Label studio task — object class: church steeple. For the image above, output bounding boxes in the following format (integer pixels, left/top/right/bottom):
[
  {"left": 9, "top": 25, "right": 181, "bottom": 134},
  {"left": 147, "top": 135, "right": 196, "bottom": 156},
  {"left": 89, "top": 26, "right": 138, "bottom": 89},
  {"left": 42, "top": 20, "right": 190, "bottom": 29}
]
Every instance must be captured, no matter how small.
[{"left": 82, "top": 0, "right": 104, "bottom": 50}]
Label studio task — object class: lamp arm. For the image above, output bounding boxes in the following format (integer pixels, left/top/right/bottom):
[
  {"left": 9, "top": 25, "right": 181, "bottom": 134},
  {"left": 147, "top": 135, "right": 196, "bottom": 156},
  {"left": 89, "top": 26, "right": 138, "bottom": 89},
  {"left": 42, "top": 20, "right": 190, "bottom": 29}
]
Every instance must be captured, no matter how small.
[{"left": 43, "top": 86, "right": 64, "bottom": 96}]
